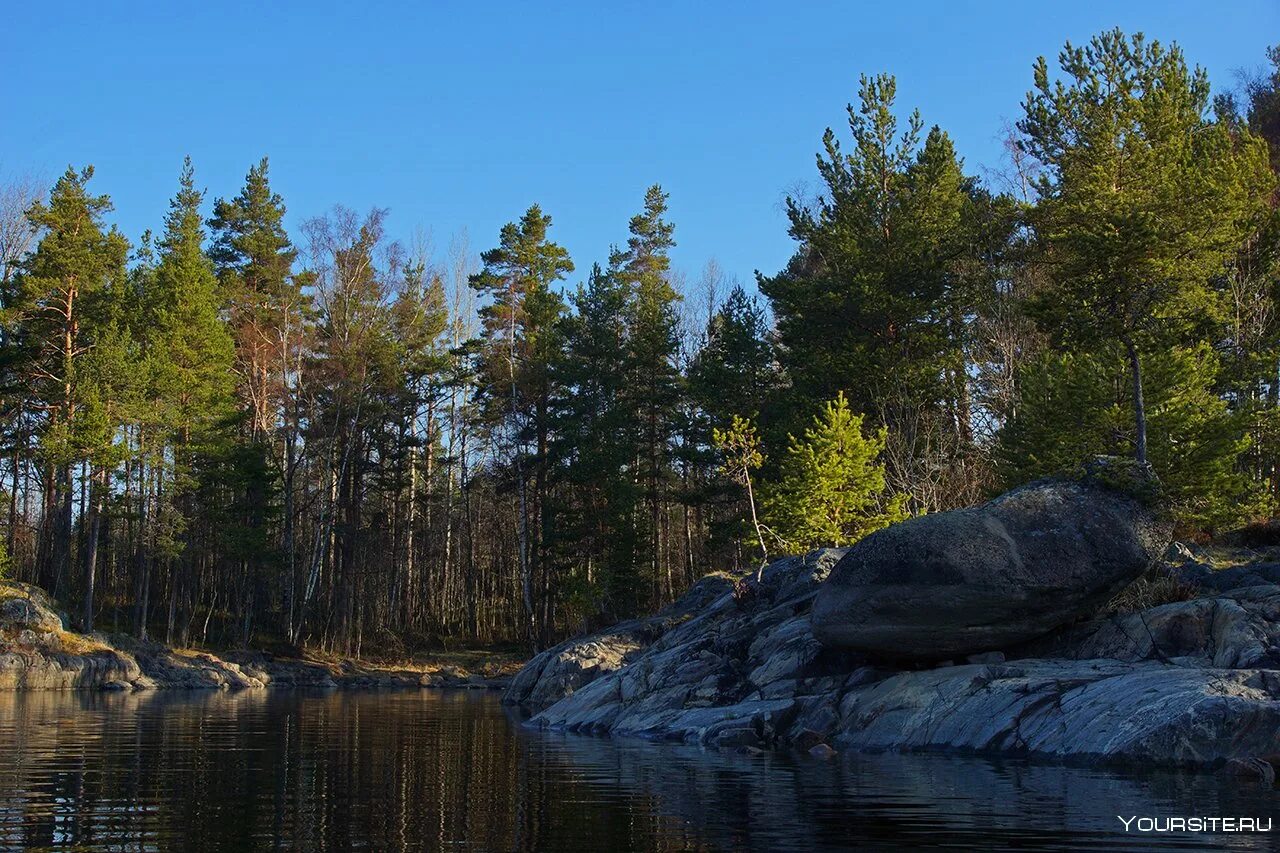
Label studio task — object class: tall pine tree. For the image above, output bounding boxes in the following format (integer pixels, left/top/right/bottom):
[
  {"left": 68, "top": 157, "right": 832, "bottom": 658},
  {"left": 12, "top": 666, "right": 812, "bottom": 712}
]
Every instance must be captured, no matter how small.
[
  {"left": 12, "top": 166, "right": 129, "bottom": 602},
  {"left": 469, "top": 205, "right": 572, "bottom": 645},
  {"left": 619, "top": 186, "right": 682, "bottom": 604},
  {"left": 759, "top": 74, "right": 978, "bottom": 510}
]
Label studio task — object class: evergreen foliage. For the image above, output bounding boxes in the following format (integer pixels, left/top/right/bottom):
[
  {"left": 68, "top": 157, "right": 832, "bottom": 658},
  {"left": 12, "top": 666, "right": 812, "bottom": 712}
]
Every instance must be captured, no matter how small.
[
  {"left": 763, "top": 393, "right": 907, "bottom": 551},
  {"left": 0, "top": 30, "right": 1276, "bottom": 651}
]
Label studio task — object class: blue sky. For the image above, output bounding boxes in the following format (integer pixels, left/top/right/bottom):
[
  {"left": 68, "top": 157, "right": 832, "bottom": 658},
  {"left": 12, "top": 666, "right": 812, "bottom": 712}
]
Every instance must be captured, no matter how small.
[{"left": 3, "top": 1, "right": 1277, "bottom": 293}]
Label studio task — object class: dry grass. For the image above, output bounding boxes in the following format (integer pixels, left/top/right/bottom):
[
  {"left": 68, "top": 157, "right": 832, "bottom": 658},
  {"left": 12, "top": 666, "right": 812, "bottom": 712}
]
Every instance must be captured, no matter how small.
[
  {"left": 297, "top": 645, "right": 524, "bottom": 678},
  {"left": 0, "top": 581, "right": 36, "bottom": 602},
  {"left": 0, "top": 624, "right": 110, "bottom": 655},
  {"left": 54, "top": 630, "right": 111, "bottom": 655},
  {"left": 1107, "top": 571, "right": 1200, "bottom": 614}
]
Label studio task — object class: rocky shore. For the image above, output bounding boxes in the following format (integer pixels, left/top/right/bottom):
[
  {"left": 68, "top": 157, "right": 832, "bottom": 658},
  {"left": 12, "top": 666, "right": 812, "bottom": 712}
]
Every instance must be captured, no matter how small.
[
  {"left": 506, "top": 475, "right": 1280, "bottom": 777},
  {"left": 0, "top": 582, "right": 518, "bottom": 692}
]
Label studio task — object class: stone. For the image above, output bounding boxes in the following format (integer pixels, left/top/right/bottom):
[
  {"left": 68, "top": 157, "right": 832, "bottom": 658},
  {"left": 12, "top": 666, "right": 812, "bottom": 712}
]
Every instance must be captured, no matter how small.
[
  {"left": 712, "top": 727, "right": 762, "bottom": 748},
  {"left": 1221, "top": 758, "right": 1277, "bottom": 786},
  {"left": 792, "top": 728, "right": 826, "bottom": 750},
  {"left": 830, "top": 660, "right": 1280, "bottom": 765},
  {"left": 1172, "top": 560, "right": 1280, "bottom": 594},
  {"left": 0, "top": 587, "right": 64, "bottom": 634},
  {"left": 1023, "top": 585, "right": 1280, "bottom": 670},
  {"left": 808, "top": 743, "right": 837, "bottom": 759},
  {"left": 966, "top": 651, "right": 1005, "bottom": 665},
  {"left": 513, "top": 529, "right": 1280, "bottom": 770},
  {"left": 810, "top": 478, "right": 1169, "bottom": 660},
  {"left": 0, "top": 582, "right": 504, "bottom": 693},
  {"left": 503, "top": 571, "right": 737, "bottom": 711}
]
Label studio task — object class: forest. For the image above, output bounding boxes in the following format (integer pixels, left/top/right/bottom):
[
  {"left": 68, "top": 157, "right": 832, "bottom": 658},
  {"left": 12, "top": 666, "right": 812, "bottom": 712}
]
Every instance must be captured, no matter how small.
[{"left": 0, "top": 30, "right": 1278, "bottom": 656}]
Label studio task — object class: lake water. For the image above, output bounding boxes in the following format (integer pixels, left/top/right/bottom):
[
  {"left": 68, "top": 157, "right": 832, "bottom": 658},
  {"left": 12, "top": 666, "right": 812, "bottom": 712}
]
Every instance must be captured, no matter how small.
[{"left": 0, "top": 689, "right": 1274, "bottom": 851}]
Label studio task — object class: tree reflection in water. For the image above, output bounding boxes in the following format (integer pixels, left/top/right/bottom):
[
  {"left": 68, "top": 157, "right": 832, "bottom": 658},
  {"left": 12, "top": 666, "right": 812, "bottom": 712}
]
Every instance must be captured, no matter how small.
[{"left": 0, "top": 690, "right": 1270, "bottom": 851}]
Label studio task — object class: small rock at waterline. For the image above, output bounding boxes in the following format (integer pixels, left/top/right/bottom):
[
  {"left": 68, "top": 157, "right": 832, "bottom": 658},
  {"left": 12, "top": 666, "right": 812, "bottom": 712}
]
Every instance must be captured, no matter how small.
[
  {"left": 792, "top": 728, "right": 826, "bottom": 751},
  {"left": 1222, "top": 758, "right": 1276, "bottom": 786}
]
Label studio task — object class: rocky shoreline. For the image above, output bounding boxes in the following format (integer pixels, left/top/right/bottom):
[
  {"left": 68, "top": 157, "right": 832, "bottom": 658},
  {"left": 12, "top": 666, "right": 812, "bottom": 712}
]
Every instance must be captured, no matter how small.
[
  {"left": 505, "top": 477, "right": 1280, "bottom": 779},
  {"left": 0, "top": 582, "right": 517, "bottom": 692}
]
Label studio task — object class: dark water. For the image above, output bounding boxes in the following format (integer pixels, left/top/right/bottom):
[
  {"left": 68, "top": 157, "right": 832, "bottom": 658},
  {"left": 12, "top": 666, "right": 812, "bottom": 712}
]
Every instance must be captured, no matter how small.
[{"left": 0, "top": 689, "right": 1275, "bottom": 851}]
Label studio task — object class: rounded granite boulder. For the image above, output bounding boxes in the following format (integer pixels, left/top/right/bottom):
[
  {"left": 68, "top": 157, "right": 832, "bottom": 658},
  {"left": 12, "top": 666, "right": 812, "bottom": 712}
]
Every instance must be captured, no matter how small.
[{"left": 809, "top": 478, "right": 1171, "bottom": 660}]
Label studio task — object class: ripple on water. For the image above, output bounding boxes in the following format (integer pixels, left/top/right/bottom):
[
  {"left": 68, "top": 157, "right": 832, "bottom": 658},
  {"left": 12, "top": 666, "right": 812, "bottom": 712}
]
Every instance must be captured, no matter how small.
[{"left": 0, "top": 689, "right": 1274, "bottom": 851}]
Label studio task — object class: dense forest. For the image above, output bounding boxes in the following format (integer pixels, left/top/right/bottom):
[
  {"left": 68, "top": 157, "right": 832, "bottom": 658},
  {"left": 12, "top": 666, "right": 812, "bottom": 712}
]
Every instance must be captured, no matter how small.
[{"left": 1, "top": 31, "right": 1278, "bottom": 655}]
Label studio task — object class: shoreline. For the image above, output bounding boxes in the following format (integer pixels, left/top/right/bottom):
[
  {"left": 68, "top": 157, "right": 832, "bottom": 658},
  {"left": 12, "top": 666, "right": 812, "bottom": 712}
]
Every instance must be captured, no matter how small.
[
  {"left": 0, "top": 581, "right": 520, "bottom": 692},
  {"left": 505, "top": 536, "right": 1280, "bottom": 778}
]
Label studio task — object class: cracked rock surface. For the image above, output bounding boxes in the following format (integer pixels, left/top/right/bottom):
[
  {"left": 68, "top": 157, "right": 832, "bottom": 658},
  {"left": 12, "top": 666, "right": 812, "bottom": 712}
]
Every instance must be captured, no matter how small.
[{"left": 507, "top": 503, "right": 1280, "bottom": 769}]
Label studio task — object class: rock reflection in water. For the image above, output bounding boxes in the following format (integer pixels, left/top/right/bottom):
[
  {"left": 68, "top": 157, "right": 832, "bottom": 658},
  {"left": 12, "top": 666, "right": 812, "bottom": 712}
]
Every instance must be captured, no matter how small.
[{"left": 0, "top": 689, "right": 1272, "bottom": 851}]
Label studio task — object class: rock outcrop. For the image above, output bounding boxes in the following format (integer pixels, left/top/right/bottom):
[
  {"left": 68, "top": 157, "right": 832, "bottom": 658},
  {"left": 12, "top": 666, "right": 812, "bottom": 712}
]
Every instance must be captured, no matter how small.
[
  {"left": 0, "top": 581, "right": 516, "bottom": 691},
  {"left": 509, "top": 534, "right": 1280, "bottom": 771},
  {"left": 810, "top": 478, "right": 1169, "bottom": 660},
  {"left": 1170, "top": 557, "right": 1280, "bottom": 594},
  {"left": 505, "top": 572, "right": 737, "bottom": 711},
  {"left": 0, "top": 582, "right": 144, "bottom": 689},
  {"left": 1026, "top": 584, "right": 1280, "bottom": 669}
]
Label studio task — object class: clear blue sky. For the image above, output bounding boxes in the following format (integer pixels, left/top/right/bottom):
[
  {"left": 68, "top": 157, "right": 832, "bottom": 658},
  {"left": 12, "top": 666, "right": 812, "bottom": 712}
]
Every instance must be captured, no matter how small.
[{"left": 3, "top": 1, "right": 1276, "bottom": 291}]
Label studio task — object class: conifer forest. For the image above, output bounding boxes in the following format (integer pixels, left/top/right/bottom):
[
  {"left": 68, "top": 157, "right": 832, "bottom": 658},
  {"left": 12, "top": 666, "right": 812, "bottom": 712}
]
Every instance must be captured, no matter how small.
[{"left": 2, "top": 31, "right": 1279, "bottom": 656}]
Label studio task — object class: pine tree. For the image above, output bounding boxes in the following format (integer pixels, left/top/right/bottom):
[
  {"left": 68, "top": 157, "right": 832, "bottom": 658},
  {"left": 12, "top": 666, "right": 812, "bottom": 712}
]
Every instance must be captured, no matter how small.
[
  {"left": 1018, "top": 30, "right": 1275, "bottom": 467},
  {"left": 619, "top": 185, "right": 682, "bottom": 604},
  {"left": 208, "top": 158, "right": 308, "bottom": 641},
  {"left": 12, "top": 166, "right": 129, "bottom": 600},
  {"left": 759, "top": 75, "right": 977, "bottom": 508},
  {"left": 469, "top": 205, "right": 572, "bottom": 645},
  {"left": 763, "top": 393, "right": 906, "bottom": 551},
  {"left": 208, "top": 157, "right": 307, "bottom": 439},
  {"left": 1229, "top": 46, "right": 1280, "bottom": 509},
  {"left": 553, "top": 262, "right": 641, "bottom": 619}
]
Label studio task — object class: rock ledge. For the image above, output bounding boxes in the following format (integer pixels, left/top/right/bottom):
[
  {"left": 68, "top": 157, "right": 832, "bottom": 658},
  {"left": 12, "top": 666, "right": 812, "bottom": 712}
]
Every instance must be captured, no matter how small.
[{"left": 507, "top": 542, "right": 1280, "bottom": 771}]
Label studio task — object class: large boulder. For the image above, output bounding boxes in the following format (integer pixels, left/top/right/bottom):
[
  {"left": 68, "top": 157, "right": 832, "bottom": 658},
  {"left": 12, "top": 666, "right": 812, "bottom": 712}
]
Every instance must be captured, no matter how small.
[{"left": 810, "top": 477, "right": 1170, "bottom": 660}]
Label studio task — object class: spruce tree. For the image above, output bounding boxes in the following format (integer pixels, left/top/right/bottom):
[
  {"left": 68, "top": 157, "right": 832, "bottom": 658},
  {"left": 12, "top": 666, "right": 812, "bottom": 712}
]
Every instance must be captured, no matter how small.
[
  {"left": 148, "top": 158, "right": 236, "bottom": 643},
  {"left": 688, "top": 284, "right": 777, "bottom": 431}
]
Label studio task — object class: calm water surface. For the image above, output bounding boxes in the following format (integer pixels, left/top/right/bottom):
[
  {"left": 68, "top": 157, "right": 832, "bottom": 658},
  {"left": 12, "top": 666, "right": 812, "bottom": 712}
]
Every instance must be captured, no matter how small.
[{"left": 0, "top": 688, "right": 1275, "bottom": 851}]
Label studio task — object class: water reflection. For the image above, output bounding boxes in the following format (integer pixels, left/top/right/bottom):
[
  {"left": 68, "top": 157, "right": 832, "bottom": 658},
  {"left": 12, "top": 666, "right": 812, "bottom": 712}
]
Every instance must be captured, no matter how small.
[{"left": 0, "top": 689, "right": 1273, "bottom": 851}]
